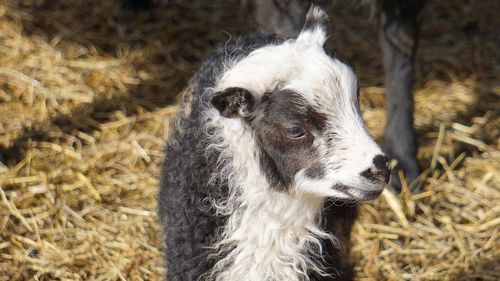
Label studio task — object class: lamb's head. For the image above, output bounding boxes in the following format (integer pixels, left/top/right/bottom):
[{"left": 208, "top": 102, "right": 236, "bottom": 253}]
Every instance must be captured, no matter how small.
[{"left": 211, "top": 5, "right": 390, "bottom": 202}]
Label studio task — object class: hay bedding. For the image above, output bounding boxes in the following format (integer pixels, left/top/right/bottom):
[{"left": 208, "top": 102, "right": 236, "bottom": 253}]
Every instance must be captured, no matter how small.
[{"left": 0, "top": 0, "right": 498, "bottom": 280}]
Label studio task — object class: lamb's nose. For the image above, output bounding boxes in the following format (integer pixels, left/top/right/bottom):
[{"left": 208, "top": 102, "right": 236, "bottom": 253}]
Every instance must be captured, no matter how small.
[{"left": 361, "top": 154, "right": 390, "bottom": 183}]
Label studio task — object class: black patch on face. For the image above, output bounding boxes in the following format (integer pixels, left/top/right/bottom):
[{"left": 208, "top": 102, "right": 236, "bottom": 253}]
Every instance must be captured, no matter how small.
[
  {"left": 305, "top": 162, "right": 325, "bottom": 179},
  {"left": 306, "top": 105, "right": 328, "bottom": 131},
  {"left": 252, "top": 89, "right": 328, "bottom": 190},
  {"left": 258, "top": 147, "right": 290, "bottom": 192}
]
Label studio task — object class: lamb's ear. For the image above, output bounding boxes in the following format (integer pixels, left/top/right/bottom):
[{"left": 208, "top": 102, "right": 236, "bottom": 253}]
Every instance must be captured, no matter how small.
[
  {"left": 297, "top": 4, "right": 329, "bottom": 47},
  {"left": 211, "top": 87, "right": 255, "bottom": 118}
]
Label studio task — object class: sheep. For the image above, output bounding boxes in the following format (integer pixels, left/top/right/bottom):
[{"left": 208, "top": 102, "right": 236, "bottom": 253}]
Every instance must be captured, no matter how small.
[{"left": 159, "top": 5, "right": 390, "bottom": 281}]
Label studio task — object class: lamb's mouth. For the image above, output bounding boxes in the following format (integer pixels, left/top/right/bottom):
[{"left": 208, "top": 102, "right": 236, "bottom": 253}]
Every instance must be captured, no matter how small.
[{"left": 332, "top": 183, "right": 384, "bottom": 201}]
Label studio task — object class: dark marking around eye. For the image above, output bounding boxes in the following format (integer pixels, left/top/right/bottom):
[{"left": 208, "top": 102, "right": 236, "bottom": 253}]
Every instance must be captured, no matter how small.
[
  {"left": 258, "top": 146, "right": 288, "bottom": 191},
  {"left": 253, "top": 89, "right": 329, "bottom": 191},
  {"left": 306, "top": 107, "right": 328, "bottom": 131},
  {"left": 305, "top": 162, "right": 325, "bottom": 179},
  {"left": 261, "top": 92, "right": 272, "bottom": 104},
  {"left": 263, "top": 90, "right": 328, "bottom": 132}
]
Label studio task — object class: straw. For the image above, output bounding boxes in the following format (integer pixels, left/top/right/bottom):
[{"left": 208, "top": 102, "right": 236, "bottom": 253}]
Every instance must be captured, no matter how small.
[{"left": 0, "top": 0, "right": 498, "bottom": 280}]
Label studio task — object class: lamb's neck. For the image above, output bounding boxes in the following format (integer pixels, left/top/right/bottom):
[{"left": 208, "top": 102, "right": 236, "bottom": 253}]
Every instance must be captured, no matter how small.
[{"left": 216, "top": 183, "right": 332, "bottom": 281}]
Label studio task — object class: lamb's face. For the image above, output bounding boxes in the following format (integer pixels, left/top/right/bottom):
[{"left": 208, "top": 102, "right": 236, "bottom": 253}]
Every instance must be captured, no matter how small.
[
  {"left": 211, "top": 6, "right": 390, "bottom": 201},
  {"left": 250, "top": 88, "right": 389, "bottom": 201}
]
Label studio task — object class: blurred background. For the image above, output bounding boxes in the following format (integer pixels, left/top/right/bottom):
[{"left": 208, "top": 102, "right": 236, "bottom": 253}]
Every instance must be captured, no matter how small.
[{"left": 0, "top": 0, "right": 498, "bottom": 280}]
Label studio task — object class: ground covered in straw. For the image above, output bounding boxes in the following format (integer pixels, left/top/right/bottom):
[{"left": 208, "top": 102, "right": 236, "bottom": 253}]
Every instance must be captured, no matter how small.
[{"left": 0, "top": 0, "right": 498, "bottom": 280}]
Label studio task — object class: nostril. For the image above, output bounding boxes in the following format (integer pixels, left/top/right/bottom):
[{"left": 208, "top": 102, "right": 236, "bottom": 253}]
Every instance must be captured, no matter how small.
[
  {"left": 360, "top": 154, "right": 391, "bottom": 183},
  {"left": 373, "top": 154, "right": 389, "bottom": 171}
]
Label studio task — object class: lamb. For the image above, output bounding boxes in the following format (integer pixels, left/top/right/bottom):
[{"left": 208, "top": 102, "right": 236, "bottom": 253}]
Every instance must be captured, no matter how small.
[{"left": 159, "top": 5, "right": 390, "bottom": 281}]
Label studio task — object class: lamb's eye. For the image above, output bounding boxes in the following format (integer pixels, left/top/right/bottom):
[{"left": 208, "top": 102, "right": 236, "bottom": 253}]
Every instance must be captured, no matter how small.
[{"left": 285, "top": 126, "right": 306, "bottom": 139}]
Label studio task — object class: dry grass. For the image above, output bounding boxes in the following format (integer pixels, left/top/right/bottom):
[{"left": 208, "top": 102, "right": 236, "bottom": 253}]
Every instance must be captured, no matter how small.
[{"left": 0, "top": 0, "right": 498, "bottom": 280}]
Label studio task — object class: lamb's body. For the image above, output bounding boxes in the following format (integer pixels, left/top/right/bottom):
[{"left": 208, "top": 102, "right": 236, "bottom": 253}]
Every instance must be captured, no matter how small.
[
  {"left": 160, "top": 35, "right": 356, "bottom": 281},
  {"left": 160, "top": 6, "right": 390, "bottom": 281}
]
